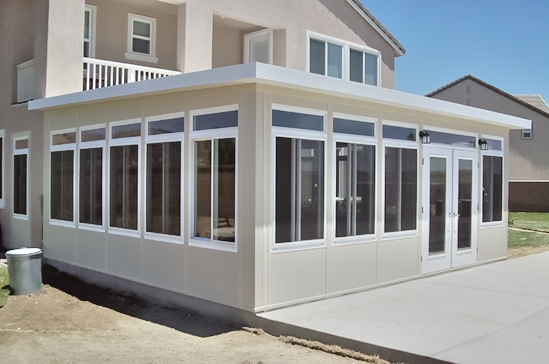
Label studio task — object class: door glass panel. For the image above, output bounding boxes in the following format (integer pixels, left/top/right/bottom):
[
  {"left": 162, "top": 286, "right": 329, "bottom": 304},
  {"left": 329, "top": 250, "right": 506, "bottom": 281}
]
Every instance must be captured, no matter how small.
[
  {"left": 458, "top": 159, "right": 473, "bottom": 250},
  {"left": 429, "top": 157, "right": 446, "bottom": 255}
]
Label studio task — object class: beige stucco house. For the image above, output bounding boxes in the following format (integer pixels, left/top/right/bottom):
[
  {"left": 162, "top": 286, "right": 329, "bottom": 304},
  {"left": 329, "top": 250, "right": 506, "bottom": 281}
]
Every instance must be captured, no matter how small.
[
  {"left": 427, "top": 75, "right": 549, "bottom": 212},
  {"left": 0, "top": 0, "right": 529, "bottom": 315}
]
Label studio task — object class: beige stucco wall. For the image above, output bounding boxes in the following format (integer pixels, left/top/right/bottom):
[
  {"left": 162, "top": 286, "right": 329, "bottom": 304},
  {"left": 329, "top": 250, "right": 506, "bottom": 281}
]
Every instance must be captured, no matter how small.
[
  {"left": 429, "top": 79, "right": 549, "bottom": 181},
  {"left": 0, "top": 0, "right": 45, "bottom": 250}
]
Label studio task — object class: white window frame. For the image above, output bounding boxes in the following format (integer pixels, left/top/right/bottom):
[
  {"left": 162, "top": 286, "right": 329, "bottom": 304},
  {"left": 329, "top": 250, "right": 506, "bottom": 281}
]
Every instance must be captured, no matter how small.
[
  {"left": 271, "top": 104, "right": 328, "bottom": 252},
  {"left": 480, "top": 134, "right": 504, "bottom": 228},
  {"left": 84, "top": 4, "right": 97, "bottom": 58},
  {"left": 0, "top": 129, "right": 4, "bottom": 209},
  {"left": 381, "top": 120, "right": 419, "bottom": 240},
  {"left": 12, "top": 134, "right": 30, "bottom": 220},
  {"left": 189, "top": 105, "right": 238, "bottom": 252},
  {"left": 306, "top": 31, "right": 382, "bottom": 86},
  {"left": 78, "top": 124, "right": 107, "bottom": 232},
  {"left": 50, "top": 129, "right": 77, "bottom": 227},
  {"left": 332, "top": 113, "right": 377, "bottom": 246},
  {"left": 125, "top": 13, "right": 158, "bottom": 64},
  {"left": 244, "top": 29, "right": 273, "bottom": 65},
  {"left": 108, "top": 119, "right": 142, "bottom": 237},
  {"left": 144, "top": 112, "right": 184, "bottom": 244}
]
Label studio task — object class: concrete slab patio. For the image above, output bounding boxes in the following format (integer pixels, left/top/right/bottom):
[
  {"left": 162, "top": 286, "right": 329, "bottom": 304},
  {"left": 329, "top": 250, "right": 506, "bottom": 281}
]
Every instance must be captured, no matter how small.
[{"left": 259, "top": 252, "right": 549, "bottom": 364}]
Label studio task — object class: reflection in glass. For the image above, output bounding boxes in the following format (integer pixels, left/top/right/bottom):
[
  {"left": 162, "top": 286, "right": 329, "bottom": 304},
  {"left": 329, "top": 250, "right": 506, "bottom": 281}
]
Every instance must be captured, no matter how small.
[
  {"left": 80, "top": 148, "right": 103, "bottom": 225},
  {"left": 194, "top": 139, "right": 236, "bottom": 242},
  {"left": 333, "top": 118, "right": 374, "bottom": 137},
  {"left": 148, "top": 117, "right": 184, "bottom": 135},
  {"left": 385, "top": 147, "right": 417, "bottom": 232},
  {"left": 458, "top": 159, "right": 473, "bottom": 250},
  {"left": 336, "top": 143, "right": 375, "bottom": 237},
  {"left": 424, "top": 130, "right": 475, "bottom": 148},
  {"left": 81, "top": 128, "right": 106, "bottom": 142},
  {"left": 147, "top": 142, "right": 181, "bottom": 236},
  {"left": 383, "top": 125, "right": 416, "bottom": 141},
  {"left": 272, "top": 110, "right": 324, "bottom": 131},
  {"left": 364, "top": 53, "right": 378, "bottom": 86},
  {"left": 275, "top": 137, "right": 324, "bottom": 243},
  {"left": 309, "top": 39, "right": 325, "bottom": 75},
  {"left": 13, "top": 154, "right": 27, "bottom": 215},
  {"left": 51, "top": 151, "right": 74, "bottom": 221},
  {"left": 110, "top": 145, "right": 138, "bottom": 230},
  {"left": 112, "top": 123, "right": 141, "bottom": 139},
  {"left": 327, "top": 43, "right": 342, "bottom": 78},
  {"left": 429, "top": 157, "right": 446, "bottom": 255}
]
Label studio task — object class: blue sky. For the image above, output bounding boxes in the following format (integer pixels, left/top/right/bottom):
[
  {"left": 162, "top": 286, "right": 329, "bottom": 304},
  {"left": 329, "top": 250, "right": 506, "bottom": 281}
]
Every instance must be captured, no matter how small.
[{"left": 360, "top": 0, "right": 549, "bottom": 102}]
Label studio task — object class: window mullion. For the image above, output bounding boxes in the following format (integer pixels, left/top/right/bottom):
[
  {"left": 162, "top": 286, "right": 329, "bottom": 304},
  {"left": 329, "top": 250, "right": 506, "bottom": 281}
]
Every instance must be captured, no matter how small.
[
  {"left": 397, "top": 148, "right": 403, "bottom": 232},
  {"left": 352, "top": 144, "right": 358, "bottom": 236},
  {"left": 295, "top": 140, "right": 303, "bottom": 241},
  {"left": 345, "top": 144, "right": 352, "bottom": 236}
]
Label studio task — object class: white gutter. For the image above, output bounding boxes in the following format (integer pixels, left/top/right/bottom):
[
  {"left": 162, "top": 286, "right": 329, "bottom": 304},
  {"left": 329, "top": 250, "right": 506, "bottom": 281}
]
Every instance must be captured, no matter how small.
[{"left": 29, "top": 63, "right": 531, "bottom": 129}]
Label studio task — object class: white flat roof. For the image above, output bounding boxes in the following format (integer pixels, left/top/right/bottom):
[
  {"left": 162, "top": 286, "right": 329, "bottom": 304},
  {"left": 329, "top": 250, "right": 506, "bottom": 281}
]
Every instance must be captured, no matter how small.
[{"left": 29, "top": 63, "right": 531, "bottom": 129}]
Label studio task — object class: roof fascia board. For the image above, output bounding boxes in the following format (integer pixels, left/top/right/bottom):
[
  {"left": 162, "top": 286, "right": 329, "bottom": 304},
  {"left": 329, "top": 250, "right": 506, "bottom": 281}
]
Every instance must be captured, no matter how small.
[
  {"left": 346, "top": 0, "right": 405, "bottom": 56},
  {"left": 29, "top": 63, "right": 530, "bottom": 129}
]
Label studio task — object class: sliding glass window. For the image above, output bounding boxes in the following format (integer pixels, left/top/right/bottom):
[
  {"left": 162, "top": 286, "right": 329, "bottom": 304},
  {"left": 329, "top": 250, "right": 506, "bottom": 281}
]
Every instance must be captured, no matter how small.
[
  {"left": 191, "top": 109, "right": 237, "bottom": 249},
  {"left": 146, "top": 116, "right": 184, "bottom": 238},
  {"left": 109, "top": 121, "right": 141, "bottom": 232},
  {"left": 51, "top": 131, "right": 76, "bottom": 222},
  {"left": 273, "top": 107, "right": 326, "bottom": 246},
  {"left": 333, "top": 116, "right": 376, "bottom": 240},
  {"left": 79, "top": 126, "right": 105, "bottom": 226}
]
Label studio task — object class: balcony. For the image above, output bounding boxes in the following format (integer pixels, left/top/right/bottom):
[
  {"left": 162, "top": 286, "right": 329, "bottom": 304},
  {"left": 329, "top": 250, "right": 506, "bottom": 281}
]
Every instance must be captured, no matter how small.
[
  {"left": 17, "top": 58, "right": 181, "bottom": 102},
  {"left": 82, "top": 57, "right": 181, "bottom": 91}
]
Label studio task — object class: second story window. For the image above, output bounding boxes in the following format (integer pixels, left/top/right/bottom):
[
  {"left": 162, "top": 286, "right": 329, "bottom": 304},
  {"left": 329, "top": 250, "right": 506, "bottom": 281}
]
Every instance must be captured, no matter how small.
[
  {"left": 126, "top": 13, "right": 157, "bottom": 63},
  {"left": 244, "top": 29, "right": 273, "bottom": 65},
  {"left": 308, "top": 32, "right": 381, "bottom": 86},
  {"left": 522, "top": 128, "right": 532, "bottom": 139},
  {"left": 84, "top": 5, "right": 96, "bottom": 58}
]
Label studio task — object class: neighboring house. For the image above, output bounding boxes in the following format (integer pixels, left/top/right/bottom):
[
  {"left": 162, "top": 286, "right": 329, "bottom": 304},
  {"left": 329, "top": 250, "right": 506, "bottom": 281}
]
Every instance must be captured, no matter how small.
[
  {"left": 0, "top": 0, "right": 529, "bottom": 316},
  {"left": 427, "top": 75, "right": 549, "bottom": 212}
]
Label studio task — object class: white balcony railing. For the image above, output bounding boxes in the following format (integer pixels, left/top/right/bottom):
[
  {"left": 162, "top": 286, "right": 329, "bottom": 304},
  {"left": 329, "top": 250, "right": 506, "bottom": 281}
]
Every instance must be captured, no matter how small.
[
  {"left": 83, "top": 57, "right": 181, "bottom": 91},
  {"left": 17, "top": 60, "right": 34, "bottom": 103}
]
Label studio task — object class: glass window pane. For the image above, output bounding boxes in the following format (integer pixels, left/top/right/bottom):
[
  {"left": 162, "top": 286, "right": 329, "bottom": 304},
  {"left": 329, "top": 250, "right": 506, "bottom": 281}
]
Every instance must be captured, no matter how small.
[
  {"left": 327, "top": 43, "right": 342, "bottom": 79},
  {"left": 275, "top": 137, "right": 293, "bottom": 243},
  {"left": 275, "top": 137, "right": 325, "bottom": 243},
  {"left": 385, "top": 147, "right": 417, "bottom": 232},
  {"left": 364, "top": 53, "right": 378, "bottom": 86},
  {"left": 309, "top": 39, "right": 325, "bottom": 75},
  {"left": 383, "top": 125, "right": 416, "bottom": 141},
  {"left": 213, "top": 139, "right": 236, "bottom": 242},
  {"left": 147, "top": 142, "right": 181, "bottom": 235},
  {"left": 355, "top": 144, "right": 375, "bottom": 235},
  {"left": 82, "top": 128, "right": 106, "bottom": 142},
  {"left": 110, "top": 145, "right": 138, "bottom": 230},
  {"left": 132, "top": 38, "right": 150, "bottom": 54},
  {"left": 485, "top": 138, "right": 503, "bottom": 151},
  {"left": 112, "top": 123, "right": 141, "bottom": 139},
  {"left": 15, "top": 139, "right": 28, "bottom": 150},
  {"left": 51, "top": 150, "right": 74, "bottom": 221},
  {"left": 482, "top": 156, "right": 503, "bottom": 222},
  {"left": 84, "top": 11, "right": 90, "bottom": 39},
  {"left": 13, "top": 154, "right": 27, "bottom": 215},
  {"left": 349, "top": 49, "right": 363, "bottom": 83},
  {"left": 429, "top": 157, "right": 446, "bottom": 255},
  {"left": 194, "top": 140, "right": 211, "bottom": 239},
  {"left": 458, "top": 159, "right": 473, "bottom": 250},
  {"left": 80, "top": 148, "right": 103, "bottom": 225},
  {"left": 148, "top": 117, "right": 184, "bottom": 135},
  {"left": 83, "top": 42, "right": 90, "bottom": 58},
  {"left": 194, "top": 111, "right": 238, "bottom": 131},
  {"left": 52, "top": 132, "right": 76, "bottom": 145},
  {"left": 272, "top": 110, "right": 324, "bottom": 131},
  {"left": 425, "top": 130, "right": 476, "bottom": 148},
  {"left": 133, "top": 20, "right": 151, "bottom": 37},
  {"left": 336, "top": 143, "right": 375, "bottom": 237},
  {"left": 334, "top": 118, "right": 374, "bottom": 137},
  {"left": 300, "top": 139, "right": 324, "bottom": 241}
]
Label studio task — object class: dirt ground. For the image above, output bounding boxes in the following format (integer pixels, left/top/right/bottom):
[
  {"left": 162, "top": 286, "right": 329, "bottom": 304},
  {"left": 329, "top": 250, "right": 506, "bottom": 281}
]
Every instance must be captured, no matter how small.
[{"left": 0, "top": 265, "right": 390, "bottom": 364}]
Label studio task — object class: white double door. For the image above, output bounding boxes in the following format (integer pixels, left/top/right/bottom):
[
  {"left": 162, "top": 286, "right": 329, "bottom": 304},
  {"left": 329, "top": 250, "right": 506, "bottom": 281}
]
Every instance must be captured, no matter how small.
[{"left": 422, "top": 147, "right": 478, "bottom": 274}]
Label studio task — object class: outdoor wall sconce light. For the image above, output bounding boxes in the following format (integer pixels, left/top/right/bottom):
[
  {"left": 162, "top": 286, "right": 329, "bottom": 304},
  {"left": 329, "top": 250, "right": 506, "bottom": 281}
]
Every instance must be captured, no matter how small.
[
  {"left": 478, "top": 138, "right": 489, "bottom": 150},
  {"left": 419, "top": 130, "right": 431, "bottom": 144}
]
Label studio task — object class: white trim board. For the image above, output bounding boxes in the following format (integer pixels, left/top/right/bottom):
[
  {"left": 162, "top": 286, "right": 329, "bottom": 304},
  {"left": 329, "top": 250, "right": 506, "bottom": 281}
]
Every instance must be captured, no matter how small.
[{"left": 29, "top": 63, "right": 531, "bottom": 130}]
